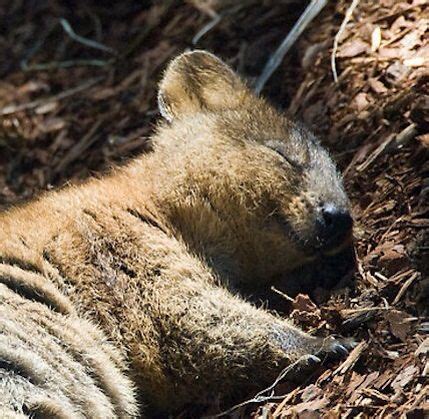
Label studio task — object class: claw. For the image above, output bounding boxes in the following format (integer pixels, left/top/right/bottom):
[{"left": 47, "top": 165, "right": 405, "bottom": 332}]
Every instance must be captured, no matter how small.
[
  {"left": 348, "top": 339, "right": 359, "bottom": 349},
  {"left": 317, "top": 335, "right": 356, "bottom": 359},
  {"left": 333, "top": 343, "right": 348, "bottom": 356},
  {"left": 284, "top": 353, "right": 322, "bottom": 382},
  {"left": 308, "top": 354, "right": 321, "bottom": 363}
]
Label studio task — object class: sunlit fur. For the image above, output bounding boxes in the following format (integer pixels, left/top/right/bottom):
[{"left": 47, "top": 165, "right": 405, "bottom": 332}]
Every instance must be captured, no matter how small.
[{"left": 0, "top": 51, "right": 352, "bottom": 416}]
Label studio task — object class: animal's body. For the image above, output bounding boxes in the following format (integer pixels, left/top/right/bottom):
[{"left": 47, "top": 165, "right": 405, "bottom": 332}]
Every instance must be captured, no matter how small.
[{"left": 0, "top": 51, "right": 353, "bottom": 417}]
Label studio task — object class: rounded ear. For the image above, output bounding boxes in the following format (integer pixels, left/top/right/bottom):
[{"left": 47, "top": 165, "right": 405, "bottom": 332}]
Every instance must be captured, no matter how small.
[{"left": 158, "top": 50, "right": 249, "bottom": 122}]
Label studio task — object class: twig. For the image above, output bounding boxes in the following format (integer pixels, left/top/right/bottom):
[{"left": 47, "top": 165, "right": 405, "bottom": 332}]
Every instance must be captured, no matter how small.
[
  {"left": 272, "top": 388, "right": 300, "bottom": 417},
  {"left": 255, "top": 0, "right": 328, "bottom": 94},
  {"left": 21, "top": 18, "right": 115, "bottom": 72},
  {"left": 356, "top": 123, "right": 417, "bottom": 172},
  {"left": 59, "top": 18, "right": 116, "bottom": 55},
  {"left": 120, "top": 1, "right": 175, "bottom": 59},
  {"left": 333, "top": 341, "right": 367, "bottom": 375},
  {"left": 54, "top": 117, "right": 105, "bottom": 175},
  {"left": 341, "top": 306, "right": 391, "bottom": 316},
  {"left": 271, "top": 286, "right": 294, "bottom": 302},
  {"left": 392, "top": 123, "right": 418, "bottom": 148},
  {"left": 204, "top": 354, "right": 318, "bottom": 418},
  {"left": 392, "top": 272, "right": 419, "bottom": 305},
  {"left": 22, "top": 59, "right": 110, "bottom": 72},
  {"left": 20, "top": 23, "right": 59, "bottom": 71},
  {"left": 331, "top": 0, "right": 361, "bottom": 83},
  {"left": 192, "top": 14, "right": 222, "bottom": 45},
  {"left": 192, "top": 1, "right": 249, "bottom": 45},
  {"left": 0, "top": 76, "right": 104, "bottom": 116},
  {"left": 372, "top": 4, "right": 423, "bottom": 24}
]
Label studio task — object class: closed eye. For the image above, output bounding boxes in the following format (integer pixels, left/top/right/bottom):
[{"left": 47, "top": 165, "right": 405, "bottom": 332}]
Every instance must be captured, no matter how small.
[{"left": 266, "top": 142, "right": 304, "bottom": 172}]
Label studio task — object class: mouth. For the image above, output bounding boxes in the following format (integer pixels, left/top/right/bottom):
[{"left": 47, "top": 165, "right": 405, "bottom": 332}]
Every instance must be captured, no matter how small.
[
  {"left": 273, "top": 214, "right": 354, "bottom": 257},
  {"left": 296, "top": 231, "right": 354, "bottom": 257},
  {"left": 320, "top": 230, "right": 354, "bottom": 255}
]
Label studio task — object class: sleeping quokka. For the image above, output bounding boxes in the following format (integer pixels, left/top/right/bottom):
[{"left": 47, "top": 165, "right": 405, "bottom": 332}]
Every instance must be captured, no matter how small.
[{"left": 0, "top": 50, "right": 354, "bottom": 417}]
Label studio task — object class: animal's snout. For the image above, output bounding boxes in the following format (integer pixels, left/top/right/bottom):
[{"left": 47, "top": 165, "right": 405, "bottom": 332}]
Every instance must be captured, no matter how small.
[{"left": 317, "top": 203, "right": 353, "bottom": 249}]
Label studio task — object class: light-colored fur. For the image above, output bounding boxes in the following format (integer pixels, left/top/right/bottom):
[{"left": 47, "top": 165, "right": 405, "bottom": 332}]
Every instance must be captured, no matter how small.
[{"left": 0, "top": 51, "right": 352, "bottom": 416}]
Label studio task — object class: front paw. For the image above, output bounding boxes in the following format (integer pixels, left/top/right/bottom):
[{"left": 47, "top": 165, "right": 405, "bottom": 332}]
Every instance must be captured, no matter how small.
[{"left": 286, "top": 336, "right": 357, "bottom": 381}]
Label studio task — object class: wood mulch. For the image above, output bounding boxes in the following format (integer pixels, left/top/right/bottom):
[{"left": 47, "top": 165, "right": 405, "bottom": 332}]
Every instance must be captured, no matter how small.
[{"left": 0, "top": 1, "right": 427, "bottom": 417}]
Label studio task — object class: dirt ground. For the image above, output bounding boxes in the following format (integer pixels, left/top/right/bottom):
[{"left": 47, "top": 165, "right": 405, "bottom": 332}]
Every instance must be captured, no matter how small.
[{"left": 0, "top": 0, "right": 428, "bottom": 417}]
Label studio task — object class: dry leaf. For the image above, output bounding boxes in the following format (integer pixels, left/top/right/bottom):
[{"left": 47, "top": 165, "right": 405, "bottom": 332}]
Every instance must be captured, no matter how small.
[
  {"left": 292, "top": 294, "right": 318, "bottom": 312},
  {"left": 368, "top": 78, "right": 388, "bottom": 94},
  {"left": 400, "top": 31, "right": 422, "bottom": 50},
  {"left": 386, "top": 310, "right": 412, "bottom": 341},
  {"left": 291, "top": 294, "right": 321, "bottom": 326},
  {"left": 391, "top": 365, "right": 419, "bottom": 391},
  {"left": 301, "top": 384, "right": 324, "bottom": 402},
  {"left": 354, "top": 92, "right": 370, "bottom": 112},
  {"left": 287, "top": 397, "right": 330, "bottom": 414},
  {"left": 339, "top": 39, "right": 368, "bottom": 58},
  {"left": 417, "top": 134, "right": 429, "bottom": 147},
  {"left": 404, "top": 56, "right": 426, "bottom": 67},
  {"left": 385, "top": 62, "right": 410, "bottom": 84},
  {"left": 371, "top": 26, "right": 382, "bottom": 52},
  {"left": 415, "top": 338, "right": 429, "bottom": 356}
]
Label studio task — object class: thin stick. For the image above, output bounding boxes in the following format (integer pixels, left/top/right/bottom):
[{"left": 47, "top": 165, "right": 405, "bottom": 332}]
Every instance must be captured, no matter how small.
[
  {"left": 192, "top": 3, "right": 246, "bottom": 45},
  {"left": 54, "top": 117, "right": 105, "bottom": 175},
  {"left": 59, "top": 18, "right": 116, "bottom": 55},
  {"left": 331, "top": 0, "right": 361, "bottom": 83},
  {"left": 392, "top": 272, "right": 419, "bottom": 305},
  {"left": 22, "top": 59, "right": 109, "bottom": 72},
  {"left": 255, "top": 0, "right": 328, "bottom": 94},
  {"left": 271, "top": 286, "right": 294, "bottom": 302},
  {"left": 0, "top": 77, "right": 104, "bottom": 116},
  {"left": 193, "top": 14, "right": 222, "bottom": 45},
  {"left": 333, "top": 341, "right": 367, "bottom": 375},
  {"left": 204, "top": 354, "right": 320, "bottom": 418}
]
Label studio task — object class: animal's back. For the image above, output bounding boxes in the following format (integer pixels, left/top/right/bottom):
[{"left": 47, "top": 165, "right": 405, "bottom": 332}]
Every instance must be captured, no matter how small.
[{"left": 0, "top": 263, "right": 138, "bottom": 418}]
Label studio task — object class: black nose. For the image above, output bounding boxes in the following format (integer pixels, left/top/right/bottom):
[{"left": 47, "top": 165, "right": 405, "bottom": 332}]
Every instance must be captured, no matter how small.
[{"left": 319, "top": 203, "right": 353, "bottom": 248}]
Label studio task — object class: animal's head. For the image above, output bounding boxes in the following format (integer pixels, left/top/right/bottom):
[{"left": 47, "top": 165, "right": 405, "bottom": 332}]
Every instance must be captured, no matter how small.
[{"left": 154, "top": 50, "right": 353, "bottom": 284}]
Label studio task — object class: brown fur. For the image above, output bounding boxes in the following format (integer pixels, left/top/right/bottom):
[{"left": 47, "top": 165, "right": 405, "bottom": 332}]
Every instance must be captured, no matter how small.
[{"left": 0, "top": 51, "right": 353, "bottom": 416}]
